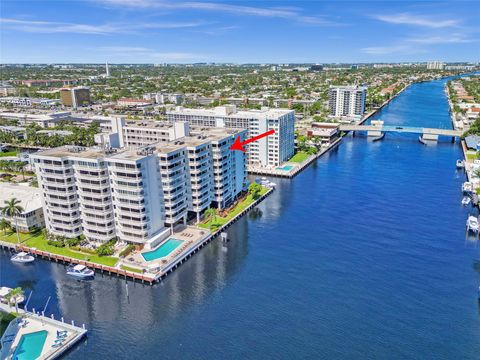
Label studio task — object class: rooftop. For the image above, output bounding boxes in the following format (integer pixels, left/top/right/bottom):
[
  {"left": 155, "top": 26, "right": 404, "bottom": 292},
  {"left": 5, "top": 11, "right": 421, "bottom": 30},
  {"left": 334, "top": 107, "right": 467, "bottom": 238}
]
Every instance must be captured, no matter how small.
[
  {"left": 0, "top": 183, "right": 42, "bottom": 213},
  {"left": 167, "top": 105, "right": 293, "bottom": 119},
  {"left": 33, "top": 146, "right": 106, "bottom": 159}
]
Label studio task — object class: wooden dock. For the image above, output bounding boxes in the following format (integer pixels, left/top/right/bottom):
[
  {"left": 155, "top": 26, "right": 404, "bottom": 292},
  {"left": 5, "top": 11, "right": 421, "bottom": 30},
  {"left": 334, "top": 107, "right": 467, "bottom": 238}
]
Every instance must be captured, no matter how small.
[{"left": 0, "top": 241, "right": 157, "bottom": 284}]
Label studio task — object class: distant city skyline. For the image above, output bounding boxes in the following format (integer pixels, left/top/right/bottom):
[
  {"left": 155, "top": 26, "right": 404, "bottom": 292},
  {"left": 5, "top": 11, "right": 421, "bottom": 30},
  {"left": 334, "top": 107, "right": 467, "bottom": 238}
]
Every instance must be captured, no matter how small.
[{"left": 1, "top": 0, "right": 479, "bottom": 63}]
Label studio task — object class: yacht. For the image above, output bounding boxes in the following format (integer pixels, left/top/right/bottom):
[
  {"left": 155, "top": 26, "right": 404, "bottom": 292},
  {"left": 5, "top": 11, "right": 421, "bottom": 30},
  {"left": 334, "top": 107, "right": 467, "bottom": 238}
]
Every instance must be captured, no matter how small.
[
  {"left": 0, "top": 287, "right": 25, "bottom": 304},
  {"left": 462, "top": 182, "right": 473, "bottom": 193},
  {"left": 456, "top": 159, "right": 465, "bottom": 169},
  {"left": 10, "top": 251, "right": 35, "bottom": 264},
  {"left": 66, "top": 264, "right": 95, "bottom": 279},
  {"left": 462, "top": 196, "right": 471, "bottom": 206},
  {"left": 467, "top": 216, "right": 479, "bottom": 233}
]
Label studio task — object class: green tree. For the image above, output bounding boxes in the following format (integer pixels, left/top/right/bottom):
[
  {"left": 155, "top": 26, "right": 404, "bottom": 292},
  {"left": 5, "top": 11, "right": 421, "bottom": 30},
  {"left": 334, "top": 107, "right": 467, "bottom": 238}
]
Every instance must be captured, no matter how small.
[
  {"left": 1, "top": 198, "right": 24, "bottom": 243},
  {"left": 248, "top": 182, "right": 263, "bottom": 200},
  {"left": 204, "top": 208, "right": 217, "bottom": 223},
  {"left": 5, "top": 287, "right": 24, "bottom": 314},
  {"left": 0, "top": 218, "right": 10, "bottom": 235}
]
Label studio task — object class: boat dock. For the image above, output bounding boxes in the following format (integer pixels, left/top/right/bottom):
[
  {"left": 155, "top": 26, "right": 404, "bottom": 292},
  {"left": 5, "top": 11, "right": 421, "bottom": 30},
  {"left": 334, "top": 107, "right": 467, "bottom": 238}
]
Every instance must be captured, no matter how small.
[
  {"left": 0, "top": 241, "right": 158, "bottom": 285},
  {"left": 0, "top": 302, "right": 87, "bottom": 360},
  {"left": 1, "top": 189, "right": 274, "bottom": 286},
  {"left": 248, "top": 138, "right": 342, "bottom": 178}
]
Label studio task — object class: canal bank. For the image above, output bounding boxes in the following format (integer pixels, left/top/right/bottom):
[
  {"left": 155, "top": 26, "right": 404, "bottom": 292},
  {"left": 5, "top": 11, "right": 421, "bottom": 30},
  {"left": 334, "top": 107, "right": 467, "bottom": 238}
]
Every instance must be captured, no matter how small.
[{"left": 2, "top": 76, "right": 480, "bottom": 359}]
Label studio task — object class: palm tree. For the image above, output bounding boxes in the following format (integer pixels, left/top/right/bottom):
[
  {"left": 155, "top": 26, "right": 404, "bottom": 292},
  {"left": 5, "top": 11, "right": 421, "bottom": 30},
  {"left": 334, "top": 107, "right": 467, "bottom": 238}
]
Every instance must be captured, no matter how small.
[
  {"left": 2, "top": 198, "right": 24, "bottom": 244},
  {"left": 0, "top": 218, "right": 10, "bottom": 235},
  {"left": 5, "top": 287, "right": 24, "bottom": 314},
  {"left": 204, "top": 208, "right": 217, "bottom": 223}
]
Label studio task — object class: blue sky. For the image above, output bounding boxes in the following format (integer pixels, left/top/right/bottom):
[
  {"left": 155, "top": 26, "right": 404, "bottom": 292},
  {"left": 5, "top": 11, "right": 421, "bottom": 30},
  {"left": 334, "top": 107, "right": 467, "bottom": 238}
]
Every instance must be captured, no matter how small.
[{"left": 1, "top": 1, "right": 479, "bottom": 63}]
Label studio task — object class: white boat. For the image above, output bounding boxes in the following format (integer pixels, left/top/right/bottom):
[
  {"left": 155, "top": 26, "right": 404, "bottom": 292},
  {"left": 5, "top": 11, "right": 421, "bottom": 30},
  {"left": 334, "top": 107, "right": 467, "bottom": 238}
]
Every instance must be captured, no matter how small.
[
  {"left": 0, "top": 286, "right": 25, "bottom": 304},
  {"left": 467, "top": 216, "right": 479, "bottom": 232},
  {"left": 462, "top": 196, "right": 471, "bottom": 206},
  {"left": 456, "top": 159, "right": 465, "bottom": 168},
  {"left": 267, "top": 181, "right": 276, "bottom": 188},
  {"left": 463, "top": 182, "right": 473, "bottom": 193},
  {"left": 66, "top": 264, "right": 95, "bottom": 279},
  {"left": 10, "top": 251, "right": 35, "bottom": 263}
]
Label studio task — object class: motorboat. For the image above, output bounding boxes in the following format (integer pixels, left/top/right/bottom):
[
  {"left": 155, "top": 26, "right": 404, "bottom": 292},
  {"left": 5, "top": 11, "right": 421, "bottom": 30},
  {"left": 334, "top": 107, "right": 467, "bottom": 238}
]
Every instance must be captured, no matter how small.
[
  {"left": 456, "top": 159, "right": 465, "bottom": 169},
  {"left": 467, "top": 216, "right": 479, "bottom": 233},
  {"left": 66, "top": 264, "right": 95, "bottom": 279},
  {"left": 10, "top": 251, "right": 35, "bottom": 264},
  {"left": 0, "top": 286, "right": 25, "bottom": 304},
  {"left": 462, "top": 196, "right": 471, "bottom": 206},
  {"left": 462, "top": 182, "right": 473, "bottom": 193}
]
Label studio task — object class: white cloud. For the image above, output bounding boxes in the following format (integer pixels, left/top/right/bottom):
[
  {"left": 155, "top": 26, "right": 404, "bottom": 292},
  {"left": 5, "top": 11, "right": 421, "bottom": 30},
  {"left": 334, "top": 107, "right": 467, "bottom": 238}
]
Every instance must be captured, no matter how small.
[
  {"left": 408, "top": 34, "right": 474, "bottom": 44},
  {"left": 98, "top": 0, "right": 341, "bottom": 25},
  {"left": 96, "top": 46, "right": 207, "bottom": 62},
  {"left": 360, "top": 45, "right": 425, "bottom": 55},
  {"left": 374, "top": 13, "right": 459, "bottom": 28},
  {"left": 0, "top": 17, "right": 206, "bottom": 34}
]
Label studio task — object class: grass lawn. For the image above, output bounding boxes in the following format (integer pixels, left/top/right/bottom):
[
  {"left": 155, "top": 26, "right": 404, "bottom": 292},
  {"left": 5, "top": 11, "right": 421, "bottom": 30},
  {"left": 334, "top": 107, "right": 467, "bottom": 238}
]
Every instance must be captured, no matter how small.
[
  {"left": 120, "top": 265, "right": 144, "bottom": 273},
  {"left": 0, "top": 151, "right": 18, "bottom": 157},
  {"left": 289, "top": 151, "right": 310, "bottom": 163},
  {"left": 199, "top": 187, "right": 269, "bottom": 232},
  {"left": 0, "top": 312, "right": 17, "bottom": 337},
  {"left": 0, "top": 230, "right": 118, "bottom": 267},
  {"left": 466, "top": 152, "right": 479, "bottom": 160}
]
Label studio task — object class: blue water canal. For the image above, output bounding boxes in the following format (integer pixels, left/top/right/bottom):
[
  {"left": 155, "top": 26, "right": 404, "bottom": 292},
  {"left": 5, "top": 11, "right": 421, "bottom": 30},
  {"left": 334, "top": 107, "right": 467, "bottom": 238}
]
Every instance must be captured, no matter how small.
[{"left": 2, "top": 75, "right": 480, "bottom": 359}]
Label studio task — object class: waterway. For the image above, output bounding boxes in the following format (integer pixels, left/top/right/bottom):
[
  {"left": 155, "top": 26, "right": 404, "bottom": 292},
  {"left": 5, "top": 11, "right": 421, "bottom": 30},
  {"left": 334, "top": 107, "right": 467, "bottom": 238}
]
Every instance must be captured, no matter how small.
[{"left": 2, "top": 75, "right": 480, "bottom": 359}]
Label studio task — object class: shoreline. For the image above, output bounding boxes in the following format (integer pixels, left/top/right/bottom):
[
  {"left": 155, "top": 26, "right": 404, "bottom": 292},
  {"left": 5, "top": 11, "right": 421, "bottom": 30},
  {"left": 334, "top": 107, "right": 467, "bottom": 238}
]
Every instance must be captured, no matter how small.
[{"left": 1, "top": 188, "right": 275, "bottom": 285}]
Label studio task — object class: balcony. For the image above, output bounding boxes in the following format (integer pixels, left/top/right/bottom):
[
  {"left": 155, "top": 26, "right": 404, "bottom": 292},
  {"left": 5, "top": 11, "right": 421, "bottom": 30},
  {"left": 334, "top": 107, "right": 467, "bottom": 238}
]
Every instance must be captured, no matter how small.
[
  {"left": 50, "top": 213, "right": 80, "bottom": 222},
  {"left": 75, "top": 172, "right": 109, "bottom": 180},
  {"left": 111, "top": 172, "right": 142, "bottom": 181},
  {"left": 44, "top": 188, "right": 77, "bottom": 197},
  {"left": 83, "top": 223, "right": 115, "bottom": 232},
  {"left": 40, "top": 171, "right": 72, "bottom": 179},
  {"left": 80, "top": 207, "right": 113, "bottom": 217},
  {"left": 39, "top": 163, "right": 70, "bottom": 171}
]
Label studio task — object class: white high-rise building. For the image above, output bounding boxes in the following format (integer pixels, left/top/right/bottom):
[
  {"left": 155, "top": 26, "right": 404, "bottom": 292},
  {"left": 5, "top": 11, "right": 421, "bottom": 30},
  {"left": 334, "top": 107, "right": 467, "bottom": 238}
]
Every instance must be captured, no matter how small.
[
  {"left": 427, "top": 61, "right": 445, "bottom": 70},
  {"left": 32, "top": 128, "right": 247, "bottom": 245},
  {"left": 106, "top": 62, "right": 110, "bottom": 77},
  {"left": 166, "top": 106, "right": 295, "bottom": 167},
  {"left": 328, "top": 85, "right": 367, "bottom": 120}
]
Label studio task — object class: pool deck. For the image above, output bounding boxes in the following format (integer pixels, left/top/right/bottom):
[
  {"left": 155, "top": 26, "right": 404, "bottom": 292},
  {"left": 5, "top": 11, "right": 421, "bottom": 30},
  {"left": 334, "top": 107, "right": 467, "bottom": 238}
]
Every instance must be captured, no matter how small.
[
  {"left": 120, "top": 188, "right": 274, "bottom": 282},
  {"left": 0, "top": 303, "right": 87, "bottom": 360},
  {"left": 248, "top": 137, "right": 342, "bottom": 178},
  {"left": 121, "top": 226, "right": 210, "bottom": 276}
]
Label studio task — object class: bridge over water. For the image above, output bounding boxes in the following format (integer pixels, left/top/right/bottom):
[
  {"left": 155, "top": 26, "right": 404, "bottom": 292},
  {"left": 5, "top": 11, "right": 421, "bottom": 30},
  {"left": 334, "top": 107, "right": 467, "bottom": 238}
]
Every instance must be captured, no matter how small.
[{"left": 339, "top": 124, "right": 462, "bottom": 140}]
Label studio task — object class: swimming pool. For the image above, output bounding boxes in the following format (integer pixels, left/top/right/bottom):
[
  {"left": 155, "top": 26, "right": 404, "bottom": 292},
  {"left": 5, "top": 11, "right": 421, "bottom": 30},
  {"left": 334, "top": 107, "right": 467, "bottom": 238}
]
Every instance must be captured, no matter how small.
[
  {"left": 12, "top": 330, "right": 48, "bottom": 360},
  {"left": 142, "top": 239, "right": 184, "bottom": 261},
  {"left": 276, "top": 165, "right": 294, "bottom": 171}
]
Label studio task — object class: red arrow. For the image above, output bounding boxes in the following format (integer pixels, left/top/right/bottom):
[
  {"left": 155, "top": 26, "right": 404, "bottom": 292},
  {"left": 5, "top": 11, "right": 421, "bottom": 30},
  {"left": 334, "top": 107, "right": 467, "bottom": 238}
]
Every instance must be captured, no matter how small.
[{"left": 229, "top": 129, "right": 275, "bottom": 152}]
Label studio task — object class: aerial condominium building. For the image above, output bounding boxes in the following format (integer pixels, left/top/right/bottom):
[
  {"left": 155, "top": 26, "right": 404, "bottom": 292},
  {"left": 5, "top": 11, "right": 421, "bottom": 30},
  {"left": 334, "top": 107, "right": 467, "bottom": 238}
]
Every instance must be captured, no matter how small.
[
  {"left": 95, "top": 118, "right": 190, "bottom": 149},
  {"left": 59, "top": 87, "right": 91, "bottom": 108},
  {"left": 31, "top": 128, "right": 247, "bottom": 245},
  {"left": 107, "top": 147, "right": 169, "bottom": 245},
  {"left": 166, "top": 106, "right": 295, "bottom": 168},
  {"left": 328, "top": 85, "right": 367, "bottom": 120},
  {"left": 32, "top": 147, "right": 113, "bottom": 241},
  {"left": 427, "top": 61, "right": 445, "bottom": 70}
]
